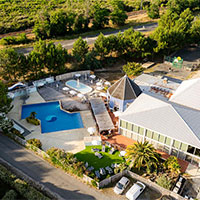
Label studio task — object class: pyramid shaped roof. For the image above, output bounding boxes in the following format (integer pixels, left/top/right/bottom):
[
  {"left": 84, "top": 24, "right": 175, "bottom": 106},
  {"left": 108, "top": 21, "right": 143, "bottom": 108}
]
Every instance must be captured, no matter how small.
[
  {"left": 108, "top": 75, "right": 142, "bottom": 100},
  {"left": 169, "top": 78, "right": 200, "bottom": 110}
]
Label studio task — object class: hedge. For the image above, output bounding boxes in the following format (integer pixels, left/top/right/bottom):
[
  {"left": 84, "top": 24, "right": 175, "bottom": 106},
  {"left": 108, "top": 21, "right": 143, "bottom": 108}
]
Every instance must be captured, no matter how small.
[
  {"left": 0, "top": 165, "right": 50, "bottom": 200},
  {"left": 2, "top": 190, "right": 17, "bottom": 200}
]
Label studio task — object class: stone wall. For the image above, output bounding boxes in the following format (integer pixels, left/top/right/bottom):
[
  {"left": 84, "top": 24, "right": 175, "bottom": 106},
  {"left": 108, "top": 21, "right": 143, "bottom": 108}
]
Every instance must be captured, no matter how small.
[{"left": 55, "top": 70, "right": 91, "bottom": 81}]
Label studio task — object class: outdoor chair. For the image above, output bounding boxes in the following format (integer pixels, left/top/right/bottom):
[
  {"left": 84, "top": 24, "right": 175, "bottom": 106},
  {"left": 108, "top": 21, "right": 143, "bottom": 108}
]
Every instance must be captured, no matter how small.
[
  {"left": 109, "top": 147, "right": 115, "bottom": 154},
  {"left": 87, "top": 166, "right": 94, "bottom": 172},
  {"left": 102, "top": 145, "right": 106, "bottom": 152},
  {"left": 105, "top": 166, "right": 113, "bottom": 174},
  {"left": 85, "top": 162, "right": 88, "bottom": 168},
  {"left": 100, "top": 168, "right": 106, "bottom": 175},
  {"left": 95, "top": 170, "right": 101, "bottom": 179}
]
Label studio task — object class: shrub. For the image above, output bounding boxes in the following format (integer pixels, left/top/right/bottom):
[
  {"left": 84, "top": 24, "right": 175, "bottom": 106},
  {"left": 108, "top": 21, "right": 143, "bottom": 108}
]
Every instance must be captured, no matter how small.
[
  {"left": 2, "top": 190, "right": 17, "bottom": 200},
  {"left": 91, "top": 180, "right": 97, "bottom": 188},
  {"left": 27, "top": 138, "right": 42, "bottom": 149},
  {"left": 0, "top": 165, "right": 49, "bottom": 200},
  {"left": 156, "top": 174, "right": 172, "bottom": 190},
  {"left": 164, "top": 156, "right": 181, "bottom": 177},
  {"left": 0, "top": 34, "right": 29, "bottom": 45},
  {"left": 123, "top": 62, "right": 144, "bottom": 76},
  {"left": 148, "top": 4, "right": 160, "bottom": 19},
  {"left": 26, "top": 118, "right": 40, "bottom": 125},
  {"left": 11, "top": 128, "right": 25, "bottom": 139}
]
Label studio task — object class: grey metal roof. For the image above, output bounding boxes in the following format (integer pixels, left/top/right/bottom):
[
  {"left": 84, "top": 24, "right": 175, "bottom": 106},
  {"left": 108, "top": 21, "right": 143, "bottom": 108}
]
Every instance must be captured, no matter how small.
[
  {"left": 169, "top": 78, "right": 200, "bottom": 111},
  {"left": 134, "top": 74, "right": 180, "bottom": 91},
  {"left": 120, "top": 93, "right": 200, "bottom": 148},
  {"left": 90, "top": 98, "right": 114, "bottom": 132},
  {"left": 108, "top": 75, "right": 142, "bottom": 100}
]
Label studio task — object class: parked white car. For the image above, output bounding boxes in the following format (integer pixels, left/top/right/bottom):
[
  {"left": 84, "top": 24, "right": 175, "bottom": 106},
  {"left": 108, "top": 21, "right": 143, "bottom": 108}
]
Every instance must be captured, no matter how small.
[
  {"left": 126, "top": 181, "right": 146, "bottom": 200},
  {"left": 114, "top": 177, "right": 130, "bottom": 195}
]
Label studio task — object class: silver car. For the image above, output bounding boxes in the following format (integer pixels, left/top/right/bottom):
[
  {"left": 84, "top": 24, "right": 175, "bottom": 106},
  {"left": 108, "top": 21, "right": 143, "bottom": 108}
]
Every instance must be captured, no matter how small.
[{"left": 114, "top": 177, "right": 130, "bottom": 195}]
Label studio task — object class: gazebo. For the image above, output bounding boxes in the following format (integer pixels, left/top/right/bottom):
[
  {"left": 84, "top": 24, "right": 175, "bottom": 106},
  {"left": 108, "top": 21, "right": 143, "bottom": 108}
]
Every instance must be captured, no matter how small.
[{"left": 107, "top": 75, "right": 142, "bottom": 112}]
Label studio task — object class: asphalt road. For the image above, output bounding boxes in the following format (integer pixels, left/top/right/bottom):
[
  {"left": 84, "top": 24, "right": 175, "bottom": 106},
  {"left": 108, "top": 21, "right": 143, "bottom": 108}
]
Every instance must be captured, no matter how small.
[
  {"left": 17, "top": 23, "right": 157, "bottom": 55},
  {"left": 0, "top": 133, "right": 110, "bottom": 200}
]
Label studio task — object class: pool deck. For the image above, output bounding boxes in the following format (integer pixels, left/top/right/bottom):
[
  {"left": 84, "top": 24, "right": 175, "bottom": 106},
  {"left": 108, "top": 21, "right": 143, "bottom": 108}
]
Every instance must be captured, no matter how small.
[{"left": 8, "top": 91, "right": 97, "bottom": 153}]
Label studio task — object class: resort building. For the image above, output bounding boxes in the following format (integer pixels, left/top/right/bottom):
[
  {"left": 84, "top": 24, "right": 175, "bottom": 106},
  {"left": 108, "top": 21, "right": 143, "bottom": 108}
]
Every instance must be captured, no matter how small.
[
  {"left": 118, "top": 78, "right": 200, "bottom": 165},
  {"left": 107, "top": 75, "right": 142, "bottom": 112}
]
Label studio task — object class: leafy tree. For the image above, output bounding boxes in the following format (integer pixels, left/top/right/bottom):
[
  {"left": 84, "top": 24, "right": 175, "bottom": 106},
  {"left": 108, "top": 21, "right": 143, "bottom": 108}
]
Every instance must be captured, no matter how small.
[
  {"left": 82, "top": 49, "right": 102, "bottom": 70},
  {"left": 123, "top": 62, "right": 144, "bottom": 76},
  {"left": 92, "top": 3, "right": 110, "bottom": 29},
  {"left": 156, "top": 175, "right": 172, "bottom": 189},
  {"left": 110, "top": 8, "right": 128, "bottom": 26},
  {"left": 73, "top": 14, "right": 89, "bottom": 33},
  {"left": 148, "top": 4, "right": 160, "bottom": 19},
  {"left": 46, "top": 43, "right": 67, "bottom": 74},
  {"left": 0, "top": 81, "right": 13, "bottom": 133},
  {"left": 94, "top": 33, "right": 109, "bottom": 60},
  {"left": 0, "top": 81, "right": 13, "bottom": 114},
  {"left": 17, "top": 54, "right": 29, "bottom": 81},
  {"left": 125, "top": 141, "right": 161, "bottom": 172},
  {"left": 164, "top": 156, "right": 181, "bottom": 177},
  {"left": 0, "top": 48, "right": 20, "bottom": 81},
  {"left": 152, "top": 8, "right": 194, "bottom": 54},
  {"left": 50, "top": 9, "right": 68, "bottom": 36},
  {"left": 72, "top": 37, "right": 89, "bottom": 64},
  {"left": 33, "top": 11, "right": 51, "bottom": 39},
  {"left": 110, "top": 0, "right": 128, "bottom": 26},
  {"left": 189, "top": 18, "right": 200, "bottom": 44}
]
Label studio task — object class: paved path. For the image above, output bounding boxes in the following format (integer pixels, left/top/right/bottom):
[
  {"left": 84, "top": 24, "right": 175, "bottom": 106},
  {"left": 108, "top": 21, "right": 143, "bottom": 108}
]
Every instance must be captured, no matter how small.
[
  {"left": 0, "top": 133, "right": 109, "bottom": 200},
  {"left": 17, "top": 23, "right": 157, "bottom": 55}
]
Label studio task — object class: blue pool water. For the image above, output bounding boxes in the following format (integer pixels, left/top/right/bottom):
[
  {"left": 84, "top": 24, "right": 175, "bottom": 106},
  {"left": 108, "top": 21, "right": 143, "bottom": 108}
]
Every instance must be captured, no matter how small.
[
  {"left": 65, "top": 80, "right": 92, "bottom": 94},
  {"left": 21, "top": 101, "right": 84, "bottom": 133}
]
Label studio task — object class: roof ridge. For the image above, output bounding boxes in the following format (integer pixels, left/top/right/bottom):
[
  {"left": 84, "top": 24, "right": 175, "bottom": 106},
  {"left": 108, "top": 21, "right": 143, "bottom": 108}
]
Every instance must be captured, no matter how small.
[
  {"left": 110, "top": 77, "right": 124, "bottom": 97},
  {"left": 170, "top": 104, "right": 200, "bottom": 147},
  {"left": 127, "top": 77, "right": 137, "bottom": 97}
]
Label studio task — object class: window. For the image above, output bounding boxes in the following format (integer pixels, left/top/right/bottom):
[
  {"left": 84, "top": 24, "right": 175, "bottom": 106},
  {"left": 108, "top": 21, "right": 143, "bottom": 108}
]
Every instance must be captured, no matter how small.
[
  {"left": 165, "top": 137, "right": 171, "bottom": 146},
  {"left": 146, "top": 130, "right": 152, "bottom": 138},
  {"left": 195, "top": 148, "right": 200, "bottom": 157},
  {"left": 137, "top": 135, "right": 143, "bottom": 142},
  {"left": 132, "top": 133, "right": 137, "bottom": 141},
  {"left": 127, "top": 123, "right": 132, "bottom": 131},
  {"left": 138, "top": 127, "right": 144, "bottom": 135},
  {"left": 187, "top": 145, "right": 195, "bottom": 154},
  {"left": 173, "top": 140, "right": 181, "bottom": 149},
  {"left": 133, "top": 125, "right": 138, "bottom": 133},
  {"left": 180, "top": 143, "right": 188, "bottom": 152},
  {"left": 121, "top": 120, "right": 127, "bottom": 129},
  {"left": 171, "top": 148, "right": 178, "bottom": 157},
  {"left": 158, "top": 135, "right": 165, "bottom": 143},
  {"left": 152, "top": 132, "right": 159, "bottom": 141}
]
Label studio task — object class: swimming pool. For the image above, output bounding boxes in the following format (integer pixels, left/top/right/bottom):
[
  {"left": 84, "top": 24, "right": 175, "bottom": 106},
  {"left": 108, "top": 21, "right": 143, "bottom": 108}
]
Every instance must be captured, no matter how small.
[
  {"left": 21, "top": 101, "right": 84, "bottom": 133},
  {"left": 65, "top": 80, "right": 92, "bottom": 94}
]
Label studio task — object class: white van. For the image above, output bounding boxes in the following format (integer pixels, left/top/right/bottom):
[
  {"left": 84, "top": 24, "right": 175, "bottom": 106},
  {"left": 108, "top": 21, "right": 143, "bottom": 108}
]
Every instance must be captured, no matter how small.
[{"left": 126, "top": 181, "right": 146, "bottom": 200}]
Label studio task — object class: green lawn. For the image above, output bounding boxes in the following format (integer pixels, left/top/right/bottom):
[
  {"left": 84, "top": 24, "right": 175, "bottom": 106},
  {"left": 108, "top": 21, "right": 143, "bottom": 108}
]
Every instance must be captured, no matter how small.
[{"left": 75, "top": 145, "right": 124, "bottom": 170}]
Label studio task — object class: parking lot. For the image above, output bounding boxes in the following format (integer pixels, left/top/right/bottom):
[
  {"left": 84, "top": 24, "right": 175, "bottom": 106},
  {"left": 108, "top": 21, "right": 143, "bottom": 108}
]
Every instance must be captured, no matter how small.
[{"left": 102, "top": 176, "right": 162, "bottom": 200}]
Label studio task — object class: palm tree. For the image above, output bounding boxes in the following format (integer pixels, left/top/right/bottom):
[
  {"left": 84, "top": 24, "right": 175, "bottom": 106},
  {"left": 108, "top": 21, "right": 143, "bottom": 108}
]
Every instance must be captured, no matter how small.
[{"left": 125, "top": 141, "right": 161, "bottom": 172}]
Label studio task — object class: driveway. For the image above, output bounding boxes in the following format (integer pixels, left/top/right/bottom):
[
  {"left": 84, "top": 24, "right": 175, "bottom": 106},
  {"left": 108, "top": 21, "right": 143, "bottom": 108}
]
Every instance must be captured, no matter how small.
[
  {"left": 0, "top": 133, "right": 112, "bottom": 200},
  {"left": 17, "top": 23, "right": 157, "bottom": 56},
  {"left": 101, "top": 176, "right": 162, "bottom": 200}
]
